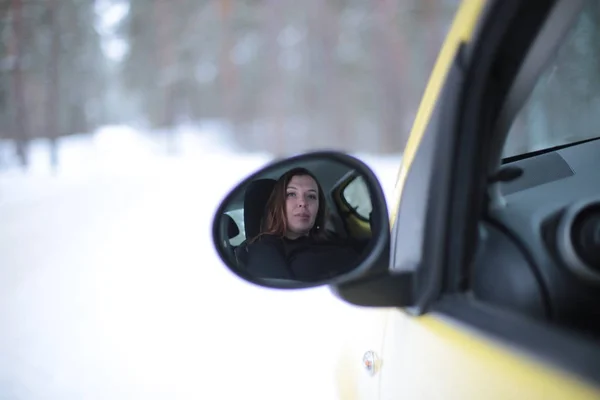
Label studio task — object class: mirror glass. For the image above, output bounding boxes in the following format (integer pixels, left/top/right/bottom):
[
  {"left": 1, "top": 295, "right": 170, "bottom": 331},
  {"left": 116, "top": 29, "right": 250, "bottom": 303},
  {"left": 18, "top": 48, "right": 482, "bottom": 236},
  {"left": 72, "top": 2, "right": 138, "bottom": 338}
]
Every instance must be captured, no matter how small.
[{"left": 214, "top": 155, "right": 381, "bottom": 287}]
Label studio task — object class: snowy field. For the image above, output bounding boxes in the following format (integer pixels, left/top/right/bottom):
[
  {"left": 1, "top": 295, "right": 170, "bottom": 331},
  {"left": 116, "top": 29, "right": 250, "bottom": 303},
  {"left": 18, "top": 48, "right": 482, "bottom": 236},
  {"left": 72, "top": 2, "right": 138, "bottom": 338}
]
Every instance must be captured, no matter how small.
[{"left": 0, "top": 125, "right": 402, "bottom": 399}]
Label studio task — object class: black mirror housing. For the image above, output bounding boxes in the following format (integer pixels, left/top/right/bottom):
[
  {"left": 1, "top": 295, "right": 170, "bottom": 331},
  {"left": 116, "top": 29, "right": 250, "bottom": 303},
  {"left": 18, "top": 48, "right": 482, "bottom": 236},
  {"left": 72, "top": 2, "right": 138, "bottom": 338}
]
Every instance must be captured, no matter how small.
[{"left": 211, "top": 151, "right": 392, "bottom": 289}]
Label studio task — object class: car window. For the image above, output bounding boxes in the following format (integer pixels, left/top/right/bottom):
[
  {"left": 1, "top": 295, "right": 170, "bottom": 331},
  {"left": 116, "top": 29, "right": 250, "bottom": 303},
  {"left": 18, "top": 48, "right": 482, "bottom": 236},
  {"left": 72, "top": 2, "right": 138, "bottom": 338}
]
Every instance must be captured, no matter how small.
[
  {"left": 225, "top": 209, "right": 245, "bottom": 245},
  {"left": 503, "top": 1, "right": 600, "bottom": 158},
  {"left": 341, "top": 175, "right": 372, "bottom": 221}
]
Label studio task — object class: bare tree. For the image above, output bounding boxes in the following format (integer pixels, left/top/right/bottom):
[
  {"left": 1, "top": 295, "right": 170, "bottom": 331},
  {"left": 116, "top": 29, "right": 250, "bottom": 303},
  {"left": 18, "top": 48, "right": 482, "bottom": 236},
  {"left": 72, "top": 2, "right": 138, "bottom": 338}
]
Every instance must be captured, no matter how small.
[
  {"left": 218, "top": 0, "right": 235, "bottom": 122},
  {"left": 9, "top": 0, "right": 29, "bottom": 168},
  {"left": 372, "top": 0, "right": 405, "bottom": 153},
  {"left": 153, "top": 0, "right": 178, "bottom": 152},
  {"left": 321, "top": 1, "right": 349, "bottom": 151},
  {"left": 263, "top": 0, "right": 285, "bottom": 156},
  {"left": 45, "top": 0, "right": 60, "bottom": 171}
]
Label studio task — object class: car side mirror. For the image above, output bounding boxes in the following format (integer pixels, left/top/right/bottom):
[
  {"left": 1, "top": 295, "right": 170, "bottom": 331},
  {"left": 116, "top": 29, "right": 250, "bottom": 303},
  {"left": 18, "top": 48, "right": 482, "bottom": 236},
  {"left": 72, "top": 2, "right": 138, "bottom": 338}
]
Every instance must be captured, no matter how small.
[{"left": 211, "top": 151, "right": 393, "bottom": 290}]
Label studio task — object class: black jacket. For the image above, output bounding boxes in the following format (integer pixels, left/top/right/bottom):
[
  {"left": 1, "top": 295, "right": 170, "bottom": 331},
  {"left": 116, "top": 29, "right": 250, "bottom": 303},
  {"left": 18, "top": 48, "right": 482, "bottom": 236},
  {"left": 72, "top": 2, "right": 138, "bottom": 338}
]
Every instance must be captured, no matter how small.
[{"left": 244, "top": 234, "right": 360, "bottom": 282}]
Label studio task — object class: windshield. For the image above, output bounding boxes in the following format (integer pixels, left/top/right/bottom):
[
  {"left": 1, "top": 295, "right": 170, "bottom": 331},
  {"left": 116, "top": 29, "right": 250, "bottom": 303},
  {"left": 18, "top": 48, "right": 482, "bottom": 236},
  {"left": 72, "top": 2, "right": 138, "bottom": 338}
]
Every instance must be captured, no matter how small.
[{"left": 503, "top": 0, "right": 600, "bottom": 159}]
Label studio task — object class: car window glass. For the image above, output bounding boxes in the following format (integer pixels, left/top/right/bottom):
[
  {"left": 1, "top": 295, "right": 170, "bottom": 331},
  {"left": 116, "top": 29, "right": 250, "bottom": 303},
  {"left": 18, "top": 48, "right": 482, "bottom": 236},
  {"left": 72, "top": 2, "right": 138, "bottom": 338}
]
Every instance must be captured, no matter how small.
[
  {"left": 503, "top": 1, "right": 600, "bottom": 158},
  {"left": 342, "top": 176, "right": 372, "bottom": 220},
  {"left": 225, "top": 209, "right": 245, "bottom": 245}
]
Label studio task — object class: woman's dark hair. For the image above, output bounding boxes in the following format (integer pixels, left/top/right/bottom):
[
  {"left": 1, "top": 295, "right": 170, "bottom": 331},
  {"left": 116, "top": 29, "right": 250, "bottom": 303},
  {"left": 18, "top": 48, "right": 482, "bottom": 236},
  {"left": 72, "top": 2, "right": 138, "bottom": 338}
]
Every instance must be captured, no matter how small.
[{"left": 250, "top": 167, "right": 329, "bottom": 243}]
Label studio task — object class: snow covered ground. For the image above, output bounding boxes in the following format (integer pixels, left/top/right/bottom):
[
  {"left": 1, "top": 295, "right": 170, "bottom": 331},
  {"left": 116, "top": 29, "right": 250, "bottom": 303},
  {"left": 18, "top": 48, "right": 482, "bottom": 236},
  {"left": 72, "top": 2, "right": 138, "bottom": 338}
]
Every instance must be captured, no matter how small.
[{"left": 0, "top": 125, "right": 402, "bottom": 399}]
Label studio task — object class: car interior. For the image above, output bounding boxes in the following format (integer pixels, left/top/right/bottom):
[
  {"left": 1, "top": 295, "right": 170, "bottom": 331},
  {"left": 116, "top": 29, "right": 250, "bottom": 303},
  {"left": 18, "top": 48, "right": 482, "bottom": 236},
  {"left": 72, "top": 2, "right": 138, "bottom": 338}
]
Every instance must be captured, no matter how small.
[
  {"left": 475, "top": 137, "right": 600, "bottom": 339},
  {"left": 220, "top": 159, "right": 376, "bottom": 272},
  {"left": 471, "top": 1, "right": 600, "bottom": 341}
]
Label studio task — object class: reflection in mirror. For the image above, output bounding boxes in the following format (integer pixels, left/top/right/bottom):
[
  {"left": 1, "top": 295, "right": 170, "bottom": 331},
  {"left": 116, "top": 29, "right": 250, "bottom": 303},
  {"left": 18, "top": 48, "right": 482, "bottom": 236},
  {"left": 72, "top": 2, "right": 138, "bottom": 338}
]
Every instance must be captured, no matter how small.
[{"left": 214, "top": 156, "right": 378, "bottom": 287}]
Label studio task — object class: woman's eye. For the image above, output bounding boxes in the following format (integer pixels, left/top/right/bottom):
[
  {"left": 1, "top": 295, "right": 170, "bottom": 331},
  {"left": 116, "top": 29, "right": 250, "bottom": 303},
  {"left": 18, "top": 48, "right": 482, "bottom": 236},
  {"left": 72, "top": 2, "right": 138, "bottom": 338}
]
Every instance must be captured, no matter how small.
[
  {"left": 286, "top": 192, "right": 296, "bottom": 197},
  {"left": 308, "top": 194, "right": 317, "bottom": 200}
]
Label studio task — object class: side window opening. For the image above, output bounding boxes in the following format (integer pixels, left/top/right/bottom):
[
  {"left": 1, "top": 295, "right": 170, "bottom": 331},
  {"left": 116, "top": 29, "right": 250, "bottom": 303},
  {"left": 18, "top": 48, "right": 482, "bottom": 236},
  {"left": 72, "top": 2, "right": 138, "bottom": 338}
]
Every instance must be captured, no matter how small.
[
  {"left": 503, "top": 0, "right": 600, "bottom": 158},
  {"left": 341, "top": 175, "right": 372, "bottom": 221}
]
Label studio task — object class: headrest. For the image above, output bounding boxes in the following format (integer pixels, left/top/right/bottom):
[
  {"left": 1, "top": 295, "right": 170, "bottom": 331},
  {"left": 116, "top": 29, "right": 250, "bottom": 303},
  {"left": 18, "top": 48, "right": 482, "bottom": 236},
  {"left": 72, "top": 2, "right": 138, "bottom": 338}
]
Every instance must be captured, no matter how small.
[
  {"left": 243, "top": 178, "right": 277, "bottom": 239},
  {"left": 223, "top": 214, "right": 240, "bottom": 239}
]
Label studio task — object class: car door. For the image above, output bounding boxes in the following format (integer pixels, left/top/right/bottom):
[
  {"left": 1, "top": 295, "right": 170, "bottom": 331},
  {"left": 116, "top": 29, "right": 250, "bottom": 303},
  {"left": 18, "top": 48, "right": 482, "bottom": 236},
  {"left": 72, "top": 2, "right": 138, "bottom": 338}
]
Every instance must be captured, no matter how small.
[
  {"left": 333, "top": 307, "right": 389, "bottom": 400},
  {"left": 379, "top": 0, "right": 600, "bottom": 399}
]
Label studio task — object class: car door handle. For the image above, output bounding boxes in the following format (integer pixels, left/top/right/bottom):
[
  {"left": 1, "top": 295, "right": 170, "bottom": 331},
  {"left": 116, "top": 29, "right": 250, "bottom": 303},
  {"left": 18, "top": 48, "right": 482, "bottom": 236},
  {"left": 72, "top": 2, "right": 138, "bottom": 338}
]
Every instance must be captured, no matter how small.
[{"left": 363, "top": 350, "right": 380, "bottom": 377}]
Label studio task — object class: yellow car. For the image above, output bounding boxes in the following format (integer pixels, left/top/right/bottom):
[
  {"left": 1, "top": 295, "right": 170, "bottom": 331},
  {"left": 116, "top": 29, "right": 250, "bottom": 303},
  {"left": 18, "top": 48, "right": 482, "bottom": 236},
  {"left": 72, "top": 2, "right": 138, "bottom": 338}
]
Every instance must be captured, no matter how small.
[{"left": 212, "top": 0, "right": 600, "bottom": 398}]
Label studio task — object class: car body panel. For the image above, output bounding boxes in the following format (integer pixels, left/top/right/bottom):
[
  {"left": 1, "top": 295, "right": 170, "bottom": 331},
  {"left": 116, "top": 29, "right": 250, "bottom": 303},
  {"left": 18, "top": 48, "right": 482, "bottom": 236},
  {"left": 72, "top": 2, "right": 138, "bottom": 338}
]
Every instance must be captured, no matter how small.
[
  {"left": 379, "top": 312, "right": 599, "bottom": 399},
  {"left": 333, "top": 309, "right": 390, "bottom": 400}
]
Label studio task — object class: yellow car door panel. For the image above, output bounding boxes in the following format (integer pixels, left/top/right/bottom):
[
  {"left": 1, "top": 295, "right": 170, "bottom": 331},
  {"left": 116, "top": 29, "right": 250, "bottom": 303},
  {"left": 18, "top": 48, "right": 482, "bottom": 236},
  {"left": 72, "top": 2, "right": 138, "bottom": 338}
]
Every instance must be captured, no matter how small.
[{"left": 380, "top": 309, "right": 600, "bottom": 400}]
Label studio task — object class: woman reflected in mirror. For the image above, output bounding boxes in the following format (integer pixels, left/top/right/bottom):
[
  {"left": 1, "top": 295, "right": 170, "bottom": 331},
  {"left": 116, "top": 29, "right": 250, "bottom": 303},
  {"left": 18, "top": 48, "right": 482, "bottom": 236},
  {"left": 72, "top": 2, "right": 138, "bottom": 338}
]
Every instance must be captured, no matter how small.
[{"left": 243, "top": 167, "right": 360, "bottom": 282}]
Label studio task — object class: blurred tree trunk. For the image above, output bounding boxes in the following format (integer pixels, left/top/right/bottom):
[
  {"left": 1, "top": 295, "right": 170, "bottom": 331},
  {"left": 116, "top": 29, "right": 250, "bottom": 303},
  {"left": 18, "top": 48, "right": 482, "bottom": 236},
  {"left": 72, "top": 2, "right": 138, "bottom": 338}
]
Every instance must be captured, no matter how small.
[
  {"left": 373, "top": 0, "right": 405, "bottom": 153},
  {"left": 304, "top": 0, "right": 320, "bottom": 151},
  {"left": 264, "top": 0, "right": 285, "bottom": 156},
  {"left": 154, "top": 0, "right": 177, "bottom": 152},
  {"left": 9, "top": 0, "right": 29, "bottom": 168},
  {"left": 322, "top": 2, "right": 348, "bottom": 150},
  {"left": 46, "top": 0, "right": 60, "bottom": 172},
  {"left": 218, "top": 0, "right": 239, "bottom": 144},
  {"left": 306, "top": 0, "right": 334, "bottom": 151},
  {"left": 423, "top": 0, "right": 442, "bottom": 69}
]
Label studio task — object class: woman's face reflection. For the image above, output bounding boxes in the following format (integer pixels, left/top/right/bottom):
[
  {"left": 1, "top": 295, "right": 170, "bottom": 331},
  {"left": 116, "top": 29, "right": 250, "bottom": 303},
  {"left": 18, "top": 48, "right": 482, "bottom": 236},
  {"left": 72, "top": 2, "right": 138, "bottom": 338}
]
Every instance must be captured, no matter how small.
[{"left": 285, "top": 174, "right": 319, "bottom": 239}]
